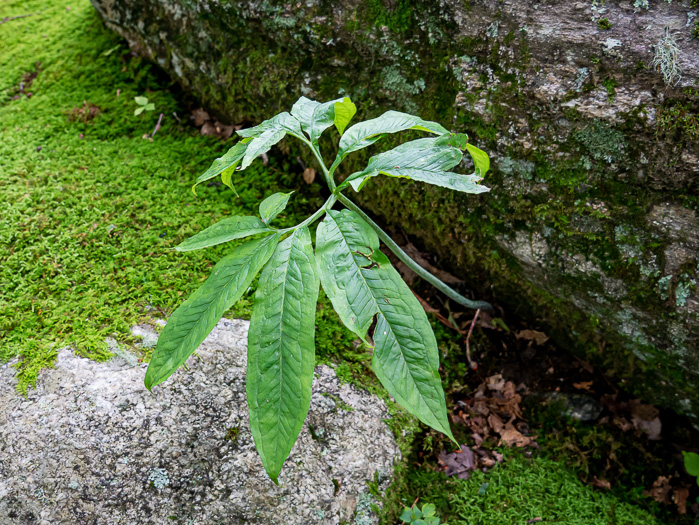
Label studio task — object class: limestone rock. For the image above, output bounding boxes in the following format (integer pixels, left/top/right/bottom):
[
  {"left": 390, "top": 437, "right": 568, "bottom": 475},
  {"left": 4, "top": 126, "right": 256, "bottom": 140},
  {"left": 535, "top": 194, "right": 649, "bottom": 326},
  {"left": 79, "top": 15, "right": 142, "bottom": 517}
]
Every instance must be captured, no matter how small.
[{"left": 0, "top": 319, "right": 399, "bottom": 524}]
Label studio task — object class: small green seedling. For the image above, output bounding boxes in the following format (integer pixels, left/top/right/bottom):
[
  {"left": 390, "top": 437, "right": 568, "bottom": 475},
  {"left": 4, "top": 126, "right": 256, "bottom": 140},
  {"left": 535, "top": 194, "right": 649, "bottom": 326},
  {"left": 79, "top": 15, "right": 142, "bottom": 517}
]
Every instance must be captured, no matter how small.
[
  {"left": 145, "top": 96, "right": 492, "bottom": 482},
  {"left": 400, "top": 503, "right": 445, "bottom": 525},
  {"left": 134, "top": 96, "right": 155, "bottom": 116},
  {"left": 683, "top": 451, "right": 699, "bottom": 486}
]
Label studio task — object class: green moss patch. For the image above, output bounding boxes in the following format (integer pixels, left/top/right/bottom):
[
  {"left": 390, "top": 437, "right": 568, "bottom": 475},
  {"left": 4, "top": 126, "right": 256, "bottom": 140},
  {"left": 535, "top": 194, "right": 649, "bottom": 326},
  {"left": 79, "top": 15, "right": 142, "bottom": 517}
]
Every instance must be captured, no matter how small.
[{"left": 0, "top": 0, "right": 355, "bottom": 392}]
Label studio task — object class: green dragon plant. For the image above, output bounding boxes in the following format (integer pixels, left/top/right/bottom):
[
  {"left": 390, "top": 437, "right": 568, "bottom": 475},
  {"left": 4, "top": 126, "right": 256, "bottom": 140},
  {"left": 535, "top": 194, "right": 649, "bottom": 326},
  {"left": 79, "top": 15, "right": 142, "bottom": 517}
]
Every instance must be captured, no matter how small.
[{"left": 145, "top": 96, "right": 492, "bottom": 482}]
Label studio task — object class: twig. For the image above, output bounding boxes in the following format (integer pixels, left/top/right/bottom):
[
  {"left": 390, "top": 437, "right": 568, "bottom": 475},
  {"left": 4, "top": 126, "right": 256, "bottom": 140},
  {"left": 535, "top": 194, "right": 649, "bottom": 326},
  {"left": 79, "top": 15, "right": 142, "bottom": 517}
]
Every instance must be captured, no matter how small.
[
  {"left": 465, "top": 309, "right": 480, "bottom": 370},
  {"left": 0, "top": 12, "right": 40, "bottom": 25},
  {"left": 151, "top": 113, "right": 164, "bottom": 138}
]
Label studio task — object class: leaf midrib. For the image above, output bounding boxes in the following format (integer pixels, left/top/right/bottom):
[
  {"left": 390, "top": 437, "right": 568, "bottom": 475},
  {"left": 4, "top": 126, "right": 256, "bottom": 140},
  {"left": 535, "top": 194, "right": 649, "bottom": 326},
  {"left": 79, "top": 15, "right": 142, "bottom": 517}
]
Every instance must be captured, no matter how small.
[
  {"left": 330, "top": 215, "right": 433, "bottom": 411},
  {"left": 171, "top": 234, "right": 275, "bottom": 356}
]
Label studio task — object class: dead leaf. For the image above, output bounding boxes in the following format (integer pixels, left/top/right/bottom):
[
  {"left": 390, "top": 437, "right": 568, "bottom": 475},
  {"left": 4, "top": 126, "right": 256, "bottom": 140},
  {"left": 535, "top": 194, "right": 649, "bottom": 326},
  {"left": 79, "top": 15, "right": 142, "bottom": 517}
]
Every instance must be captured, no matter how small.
[
  {"left": 644, "top": 476, "right": 673, "bottom": 504},
  {"left": 499, "top": 422, "right": 531, "bottom": 447},
  {"left": 573, "top": 381, "right": 594, "bottom": 391},
  {"left": 200, "top": 121, "right": 218, "bottom": 136},
  {"left": 303, "top": 167, "right": 316, "bottom": 184},
  {"left": 613, "top": 417, "right": 633, "bottom": 432},
  {"left": 674, "top": 487, "right": 689, "bottom": 515},
  {"left": 439, "top": 445, "right": 476, "bottom": 479},
  {"left": 591, "top": 477, "right": 611, "bottom": 490},
  {"left": 486, "top": 374, "right": 505, "bottom": 392},
  {"left": 191, "top": 108, "right": 210, "bottom": 127},
  {"left": 515, "top": 329, "right": 549, "bottom": 345}
]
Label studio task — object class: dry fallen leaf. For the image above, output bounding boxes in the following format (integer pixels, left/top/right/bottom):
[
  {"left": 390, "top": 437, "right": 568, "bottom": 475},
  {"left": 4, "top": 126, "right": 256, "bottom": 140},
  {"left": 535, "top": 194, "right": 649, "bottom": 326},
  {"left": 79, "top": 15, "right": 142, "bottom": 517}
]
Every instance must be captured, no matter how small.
[
  {"left": 191, "top": 108, "right": 210, "bottom": 127},
  {"left": 303, "top": 167, "right": 316, "bottom": 184},
  {"left": 515, "top": 329, "right": 549, "bottom": 345},
  {"left": 591, "top": 477, "right": 611, "bottom": 490},
  {"left": 573, "top": 381, "right": 594, "bottom": 391},
  {"left": 498, "top": 421, "right": 531, "bottom": 447},
  {"left": 674, "top": 487, "right": 689, "bottom": 515},
  {"left": 644, "top": 476, "right": 673, "bottom": 504}
]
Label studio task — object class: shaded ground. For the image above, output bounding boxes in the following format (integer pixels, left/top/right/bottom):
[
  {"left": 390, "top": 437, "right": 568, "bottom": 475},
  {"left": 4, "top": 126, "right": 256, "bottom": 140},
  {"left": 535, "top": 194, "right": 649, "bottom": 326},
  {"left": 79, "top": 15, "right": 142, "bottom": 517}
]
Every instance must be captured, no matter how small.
[{"left": 1, "top": 1, "right": 697, "bottom": 524}]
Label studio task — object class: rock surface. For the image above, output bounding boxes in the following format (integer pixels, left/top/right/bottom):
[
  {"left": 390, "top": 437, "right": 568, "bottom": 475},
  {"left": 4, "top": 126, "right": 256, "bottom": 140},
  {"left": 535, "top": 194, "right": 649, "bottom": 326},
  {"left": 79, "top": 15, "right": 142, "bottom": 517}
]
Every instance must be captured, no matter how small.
[
  {"left": 0, "top": 319, "right": 399, "bottom": 525},
  {"left": 88, "top": 0, "right": 698, "bottom": 422}
]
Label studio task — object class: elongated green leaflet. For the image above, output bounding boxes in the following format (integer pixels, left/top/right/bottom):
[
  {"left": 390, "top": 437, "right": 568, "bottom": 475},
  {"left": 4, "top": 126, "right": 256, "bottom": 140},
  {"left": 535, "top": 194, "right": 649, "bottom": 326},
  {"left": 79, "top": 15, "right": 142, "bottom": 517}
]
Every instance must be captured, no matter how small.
[
  {"left": 335, "top": 110, "right": 449, "bottom": 161},
  {"left": 175, "top": 216, "right": 274, "bottom": 252},
  {"left": 145, "top": 234, "right": 279, "bottom": 390},
  {"left": 247, "top": 227, "right": 320, "bottom": 483},
  {"left": 192, "top": 139, "right": 250, "bottom": 194},
  {"left": 259, "top": 192, "right": 293, "bottom": 225},
  {"left": 344, "top": 137, "right": 489, "bottom": 194},
  {"left": 334, "top": 97, "right": 357, "bottom": 136},
  {"left": 237, "top": 112, "right": 306, "bottom": 170},
  {"left": 316, "top": 210, "right": 455, "bottom": 441}
]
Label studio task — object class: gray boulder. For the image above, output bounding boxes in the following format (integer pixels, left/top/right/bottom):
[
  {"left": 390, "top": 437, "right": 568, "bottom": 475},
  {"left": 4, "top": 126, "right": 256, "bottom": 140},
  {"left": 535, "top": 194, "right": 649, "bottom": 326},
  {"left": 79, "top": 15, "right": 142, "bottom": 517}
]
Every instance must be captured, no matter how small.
[{"left": 0, "top": 319, "right": 399, "bottom": 524}]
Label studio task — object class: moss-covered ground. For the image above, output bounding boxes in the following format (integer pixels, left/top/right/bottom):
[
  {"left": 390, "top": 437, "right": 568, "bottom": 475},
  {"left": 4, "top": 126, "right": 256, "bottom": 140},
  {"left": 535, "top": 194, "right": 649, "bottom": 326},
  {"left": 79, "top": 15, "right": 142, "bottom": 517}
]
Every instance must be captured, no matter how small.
[
  {"left": 383, "top": 452, "right": 665, "bottom": 525},
  {"left": 0, "top": 1, "right": 686, "bottom": 523}
]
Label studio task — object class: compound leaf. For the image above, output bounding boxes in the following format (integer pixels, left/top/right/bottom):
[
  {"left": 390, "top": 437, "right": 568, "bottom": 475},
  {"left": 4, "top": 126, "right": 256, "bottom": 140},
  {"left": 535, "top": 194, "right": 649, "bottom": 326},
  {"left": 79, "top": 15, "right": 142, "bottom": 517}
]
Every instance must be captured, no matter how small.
[
  {"left": 259, "top": 192, "right": 293, "bottom": 225},
  {"left": 175, "top": 216, "right": 274, "bottom": 252},
  {"left": 345, "top": 137, "right": 489, "bottom": 194},
  {"left": 145, "top": 233, "right": 279, "bottom": 390},
  {"left": 247, "top": 227, "right": 319, "bottom": 483},
  {"left": 316, "top": 210, "right": 454, "bottom": 440},
  {"left": 192, "top": 139, "right": 250, "bottom": 194},
  {"left": 336, "top": 110, "right": 449, "bottom": 161},
  {"left": 334, "top": 97, "right": 357, "bottom": 136}
]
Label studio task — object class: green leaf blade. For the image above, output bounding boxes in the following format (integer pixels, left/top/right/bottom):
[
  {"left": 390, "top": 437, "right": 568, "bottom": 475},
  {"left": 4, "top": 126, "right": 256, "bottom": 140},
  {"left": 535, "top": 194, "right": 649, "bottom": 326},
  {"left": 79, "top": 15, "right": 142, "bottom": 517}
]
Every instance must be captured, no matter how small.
[
  {"left": 247, "top": 227, "right": 320, "bottom": 482},
  {"left": 316, "top": 210, "right": 379, "bottom": 340},
  {"left": 237, "top": 112, "right": 303, "bottom": 139},
  {"left": 175, "top": 216, "right": 274, "bottom": 252},
  {"left": 316, "top": 210, "right": 454, "bottom": 441},
  {"left": 344, "top": 137, "right": 489, "bottom": 194},
  {"left": 290, "top": 96, "right": 338, "bottom": 143},
  {"left": 241, "top": 128, "right": 286, "bottom": 169},
  {"left": 465, "top": 143, "right": 490, "bottom": 176},
  {"left": 192, "top": 139, "right": 250, "bottom": 194},
  {"left": 259, "top": 191, "right": 293, "bottom": 225},
  {"left": 683, "top": 451, "right": 699, "bottom": 477},
  {"left": 144, "top": 234, "right": 279, "bottom": 390},
  {"left": 336, "top": 111, "right": 449, "bottom": 160},
  {"left": 334, "top": 97, "right": 357, "bottom": 136}
]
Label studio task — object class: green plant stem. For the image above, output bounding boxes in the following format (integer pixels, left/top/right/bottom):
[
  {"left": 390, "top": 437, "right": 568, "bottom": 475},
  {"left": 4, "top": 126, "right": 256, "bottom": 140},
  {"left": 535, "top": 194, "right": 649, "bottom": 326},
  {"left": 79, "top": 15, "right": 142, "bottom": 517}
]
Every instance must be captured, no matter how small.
[
  {"left": 336, "top": 193, "right": 493, "bottom": 311},
  {"left": 280, "top": 194, "right": 337, "bottom": 234},
  {"left": 303, "top": 139, "right": 336, "bottom": 191}
]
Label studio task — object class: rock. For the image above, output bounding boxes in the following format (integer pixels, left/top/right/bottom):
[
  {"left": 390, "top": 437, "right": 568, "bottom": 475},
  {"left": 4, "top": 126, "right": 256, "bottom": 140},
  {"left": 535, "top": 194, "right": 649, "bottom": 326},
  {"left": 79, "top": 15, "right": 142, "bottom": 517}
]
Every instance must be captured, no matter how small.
[
  {"left": 547, "top": 392, "right": 604, "bottom": 423},
  {"left": 0, "top": 319, "right": 399, "bottom": 524},
  {"left": 88, "top": 0, "right": 699, "bottom": 424}
]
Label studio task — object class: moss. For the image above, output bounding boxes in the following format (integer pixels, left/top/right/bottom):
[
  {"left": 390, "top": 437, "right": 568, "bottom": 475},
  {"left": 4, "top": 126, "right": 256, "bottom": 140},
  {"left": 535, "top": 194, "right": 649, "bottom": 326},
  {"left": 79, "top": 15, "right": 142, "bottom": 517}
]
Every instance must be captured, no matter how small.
[
  {"left": 380, "top": 451, "right": 666, "bottom": 524},
  {"left": 0, "top": 0, "right": 356, "bottom": 392},
  {"left": 597, "top": 18, "right": 612, "bottom": 30}
]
